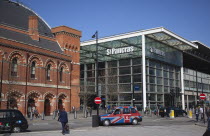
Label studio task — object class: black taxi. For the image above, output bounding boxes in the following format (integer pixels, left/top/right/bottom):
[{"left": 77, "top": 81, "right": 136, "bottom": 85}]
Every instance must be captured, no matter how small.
[{"left": 0, "top": 109, "right": 28, "bottom": 133}]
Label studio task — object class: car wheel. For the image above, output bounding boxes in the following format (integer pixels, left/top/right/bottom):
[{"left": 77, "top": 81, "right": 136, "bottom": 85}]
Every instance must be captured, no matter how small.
[
  {"left": 103, "top": 119, "right": 110, "bottom": 126},
  {"left": 13, "top": 127, "right": 21, "bottom": 133},
  {"left": 132, "top": 118, "right": 138, "bottom": 125}
]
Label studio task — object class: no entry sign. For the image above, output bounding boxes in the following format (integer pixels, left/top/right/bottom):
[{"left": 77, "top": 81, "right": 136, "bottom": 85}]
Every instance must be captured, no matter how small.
[
  {"left": 94, "top": 97, "right": 101, "bottom": 104},
  {"left": 200, "top": 93, "right": 206, "bottom": 100}
]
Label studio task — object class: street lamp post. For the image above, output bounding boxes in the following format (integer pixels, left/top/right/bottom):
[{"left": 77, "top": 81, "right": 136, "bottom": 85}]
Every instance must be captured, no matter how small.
[{"left": 92, "top": 31, "right": 99, "bottom": 116}]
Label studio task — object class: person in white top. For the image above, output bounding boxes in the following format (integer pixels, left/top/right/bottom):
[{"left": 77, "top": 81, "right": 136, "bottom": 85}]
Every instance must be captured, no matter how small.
[{"left": 200, "top": 107, "right": 204, "bottom": 120}]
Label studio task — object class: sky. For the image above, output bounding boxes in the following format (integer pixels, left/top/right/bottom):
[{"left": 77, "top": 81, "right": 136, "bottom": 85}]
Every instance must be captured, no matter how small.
[{"left": 17, "top": 0, "right": 210, "bottom": 46}]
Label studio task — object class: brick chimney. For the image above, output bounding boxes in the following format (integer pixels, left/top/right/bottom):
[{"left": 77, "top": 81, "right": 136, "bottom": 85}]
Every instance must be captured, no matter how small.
[{"left": 28, "top": 16, "right": 39, "bottom": 41}]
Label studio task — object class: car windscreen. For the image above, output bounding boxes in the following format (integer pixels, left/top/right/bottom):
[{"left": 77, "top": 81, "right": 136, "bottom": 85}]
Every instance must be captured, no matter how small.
[
  {"left": 0, "top": 111, "right": 11, "bottom": 119},
  {"left": 0, "top": 111, "right": 23, "bottom": 119}
]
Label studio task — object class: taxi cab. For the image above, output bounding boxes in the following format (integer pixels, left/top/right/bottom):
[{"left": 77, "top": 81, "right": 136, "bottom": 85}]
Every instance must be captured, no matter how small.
[{"left": 99, "top": 106, "right": 142, "bottom": 126}]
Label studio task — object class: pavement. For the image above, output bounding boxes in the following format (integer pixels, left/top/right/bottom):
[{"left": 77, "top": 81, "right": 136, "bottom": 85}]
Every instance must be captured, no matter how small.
[{"left": 0, "top": 111, "right": 208, "bottom": 136}]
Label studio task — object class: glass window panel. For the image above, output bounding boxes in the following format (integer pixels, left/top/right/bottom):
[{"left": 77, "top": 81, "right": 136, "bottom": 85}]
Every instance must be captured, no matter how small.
[
  {"left": 150, "top": 94, "right": 156, "bottom": 101},
  {"left": 134, "top": 93, "right": 142, "bottom": 100},
  {"left": 133, "top": 74, "right": 142, "bottom": 82},
  {"left": 119, "top": 84, "right": 131, "bottom": 92},
  {"left": 164, "top": 87, "right": 169, "bottom": 93},
  {"left": 157, "top": 77, "right": 162, "bottom": 85},
  {"left": 149, "top": 76, "right": 155, "bottom": 84},
  {"left": 133, "top": 66, "right": 141, "bottom": 74},
  {"left": 157, "top": 94, "right": 163, "bottom": 101},
  {"left": 164, "top": 78, "right": 168, "bottom": 86},
  {"left": 119, "top": 67, "right": 130, "bottom": 75},
  {"left": 87, "top": 71, "right": 95, "bottom": 77},
  {"left": 170, "top": 79, "right": 174, "bottom": 87},
  {"left": 108, "top": 76, "right": 117, "bottom": 84},
  {"left": 149, "top": 60, "right": 156, "bottom": 68},
  {"left": 156, "top": 63, "right": 162, "bottom": 69},
  {"left": 99, "top": 77, "right": 105, "bottom": 84},
  {"left": 175, "top": 80, "right": 180, "bottom": 87},
  {"left": 119, "top": 75, "right": 131, "bottom": 83},
  {"left": 80, "top": 64, "right": 84, "bottom": 71},
  {"left": 98, "top": 62, "right": 105, "bottom": 69},
  {"left": 87, "top": 64, "right": 95, "bottom": 70},
  {"left": 164, "top": 71, "right": 168, "bottom": 78},
  {"left": 163, "top": 64, "right": 168, "bottom": 71},
  {"left": 169, "top": 66, "right": 174, "bottom": 72},
  {"left": 107, "top": 85, "right": 117, "bottom": 93},
  {"left": 108, "top": 61, "right": 117, "bottom": 67},
  {"left": 157, "top": 69, "right": 162, "bottom": 77},
  {"left": 175, "top": 73, "right": 179, "bottom": 80},
  {"left": 149, "top": 85, "right": 156, "bottom": 92},
  {"left": 157, "top": 85, "right": 162, "bottom": 92},
  {"left": 119, "top": 59, "right": 130, "bottom": 66},
  {"left": 99, "top": 69, "right": 105, "bottom": 77},
  {"left": 119, "top": 94, "right": 132, "bottom": 101},
  {"left": 184, "top": 80, "right": 189, "bottom": 88},
  {"left": 149, "top": 68, "right": 155, "bottom": 76},
  {"left": 108, "top": 68, "right": 117, "bottom": 75},
  {"left": 169, "top": 72, "right": 174, "bottom": 79},
  {"left": 132, "top": 58, "right": 141, "bottom": 65}
]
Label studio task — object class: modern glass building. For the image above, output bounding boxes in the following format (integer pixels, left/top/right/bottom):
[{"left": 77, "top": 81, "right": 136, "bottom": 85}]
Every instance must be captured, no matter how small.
[{"left": 80, "top": 27, "right": 210, "bottom": 111}]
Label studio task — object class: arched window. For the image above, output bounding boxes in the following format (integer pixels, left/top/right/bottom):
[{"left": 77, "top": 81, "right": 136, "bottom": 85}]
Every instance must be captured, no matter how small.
[
  {"left": 31, "top": 61, "right": 36, "bottom": 78},
  {"left": 11, "top": 58, "right": 18, "bottom": 76},
  {"left": 60, "top": 67, "right": 63, "bottom": 82},
  {"left": 46, "top": 64, "right": 51, "bottom": 80}
]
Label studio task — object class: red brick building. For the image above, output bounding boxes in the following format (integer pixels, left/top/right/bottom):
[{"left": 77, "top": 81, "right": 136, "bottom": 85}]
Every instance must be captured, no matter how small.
[{"left": 0, "top": 0, "right": 81, "bottom": 116}]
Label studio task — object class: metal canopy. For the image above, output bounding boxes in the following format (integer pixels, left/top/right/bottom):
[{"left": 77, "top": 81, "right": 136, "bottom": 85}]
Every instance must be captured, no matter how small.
[{"left": 81, "top": 27, "right": 198, "bottom": 64}]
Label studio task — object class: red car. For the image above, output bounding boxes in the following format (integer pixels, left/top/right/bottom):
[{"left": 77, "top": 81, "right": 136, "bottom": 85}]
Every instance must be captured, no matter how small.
[{"left": 99, "top": 106, "right": 142, "bottom": 126}]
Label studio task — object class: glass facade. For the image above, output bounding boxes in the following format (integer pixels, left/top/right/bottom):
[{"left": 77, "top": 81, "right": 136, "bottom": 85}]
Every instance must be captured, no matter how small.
[
  {"left": 184, "top": 68, "right": 210, "bottom": 108},
  {"left": 80, "top": 35, "right": 183, "bottom": 109}
]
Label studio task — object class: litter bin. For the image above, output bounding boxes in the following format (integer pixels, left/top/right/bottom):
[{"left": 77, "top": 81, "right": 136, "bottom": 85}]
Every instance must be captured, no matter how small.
[{"left": 92, "top": 115, "right": 99, "bottom": 127}]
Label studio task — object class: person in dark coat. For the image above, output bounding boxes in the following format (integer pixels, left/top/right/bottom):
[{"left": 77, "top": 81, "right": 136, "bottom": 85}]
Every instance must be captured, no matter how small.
[
  {"left": 203, "top": 118, "right": 210, "bottom": 136},
  {"left": 58, "top": 108, "right": 68, "bottom": 135}
]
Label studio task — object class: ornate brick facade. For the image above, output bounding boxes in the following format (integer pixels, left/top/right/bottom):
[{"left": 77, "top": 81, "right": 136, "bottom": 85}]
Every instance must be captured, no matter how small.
[{"left": 0, "top": 0, "right": 81, "bottom": 116}]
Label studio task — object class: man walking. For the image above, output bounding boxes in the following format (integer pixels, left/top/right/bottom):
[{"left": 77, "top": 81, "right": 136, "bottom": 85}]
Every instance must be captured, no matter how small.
[
  {"left": 195, "top": 107, "right": 200, "bottom": 122},
  {"left": 58, "top": 108, "right": 68, "bottom": 135}
]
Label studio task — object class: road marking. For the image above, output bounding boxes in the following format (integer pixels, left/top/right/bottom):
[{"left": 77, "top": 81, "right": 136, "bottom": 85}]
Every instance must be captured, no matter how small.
[
  {"left": 17, "top": 129, "right": 88, "bottom": 134},
  {"left": 32, "top": 123, "right": 49, "bottom": 125}
]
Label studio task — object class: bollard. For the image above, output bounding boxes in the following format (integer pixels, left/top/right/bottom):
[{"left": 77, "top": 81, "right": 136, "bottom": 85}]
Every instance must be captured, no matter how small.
[
  {"left": 53, "top": 111, "right": 56, "bottom": 119},
  {"left": 41, "top": 112, "right": 45, "bottom": 120},
  {"left": 170, "top": 110, "right": 174, "bottom": 119},
  {"left": 30, "top": 112, "right": 33, "bottom": 120},
  {"left": 92, "top": 115, "right": 99, "bottom": 127},
  {"left": 74, "top": 110, "right": 77, "bottom": 119},
  {"left": 188, "top": 110, "right": 192, "bottom": 118}
]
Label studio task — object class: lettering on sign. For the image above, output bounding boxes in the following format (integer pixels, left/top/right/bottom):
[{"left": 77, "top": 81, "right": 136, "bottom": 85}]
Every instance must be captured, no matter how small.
[
  {"left": 107, "top": 46, "right": 134, "bottom": 55},
  {"left": 150, "top": 47, "right": 165, "bottom": 57}
]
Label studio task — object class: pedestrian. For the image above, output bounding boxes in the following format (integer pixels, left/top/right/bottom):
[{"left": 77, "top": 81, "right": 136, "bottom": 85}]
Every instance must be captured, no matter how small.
[
  {"left": 195, "top": 107, "right": 200, "bottom": 122},
  {"left": 206, "top": 107, "right": 210, "bottom": 121},
  {"left": 200, "top": 106, "right": 204, "bottom": 120},
  {"left": 203, "top": 118, "right": 210, "bottom": 136},
  {"left": 58, "top": 108, "right": 68, "bottom": 135},
  {"left": 89, "top": 106, "right": 92, "bottom": 117}
]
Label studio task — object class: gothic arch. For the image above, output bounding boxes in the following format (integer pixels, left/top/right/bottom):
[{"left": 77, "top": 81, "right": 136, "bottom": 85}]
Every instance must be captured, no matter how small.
[
  {"left": 27, "top": 90, "right": 42, "bottom": 99},
  {"left": 43, "top": 91, "right": 55, "bottom": 99},
  {"left": 58, "top": 61, "right": 70, "bottom": 72},
  {"left": 58, "top": 92, "right": 68, "bottom": 99},
  {"left": 6, "top": 90, "right": 23, "bottom": 99},
  {"left": 8, "top": 51, "right": 25, "bottom": 64},
  {"left": 45, "top": 59, "right": 56, "bottom": 69},
  {"left": 28, "top": 55, "right": 44, "bottom": 67}
]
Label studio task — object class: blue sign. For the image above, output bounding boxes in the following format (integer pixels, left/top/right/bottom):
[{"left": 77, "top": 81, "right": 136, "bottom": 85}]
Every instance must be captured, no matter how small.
[{"left": 134, "top": 85, "right": 140, "bottom": 91}]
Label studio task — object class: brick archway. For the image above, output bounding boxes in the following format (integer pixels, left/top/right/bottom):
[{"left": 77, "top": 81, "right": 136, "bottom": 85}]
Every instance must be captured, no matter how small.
[
  {"left": 43, "top": 92, "right": 55, "bottom": 116},
  {"left": 6, "top": 90, "right": 23, "bottom": 110},
  {"left": 27, "top": 91, "right": 41, "bottom": 116},
  {"left": 58, "top": 93, "right": 67, "bottom": 110}
]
